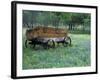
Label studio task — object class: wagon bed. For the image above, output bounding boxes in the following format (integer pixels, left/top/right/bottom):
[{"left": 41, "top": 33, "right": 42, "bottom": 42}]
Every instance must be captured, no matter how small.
[{"left": 26, "top": 27, "right": 68, "bottom": 40}]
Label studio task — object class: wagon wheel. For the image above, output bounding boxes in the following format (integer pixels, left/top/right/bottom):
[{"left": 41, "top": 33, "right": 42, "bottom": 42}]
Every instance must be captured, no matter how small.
[
  {"left": 47, "top": 40, "right": 55, "bottom": 48},
  {"left": 25, "top": 40, "right": 35, "bottom": 48},
  {"left": 63, "top": 37, "right": 71, "bottom": 47}
]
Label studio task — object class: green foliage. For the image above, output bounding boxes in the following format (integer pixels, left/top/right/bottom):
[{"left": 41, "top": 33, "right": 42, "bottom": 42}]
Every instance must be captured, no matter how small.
[
  {"left": 23, "top": 10, "right": 91, "bottom": 33},
  {"left": 22, "top": 34, "right": 91, "bottom": 69}
]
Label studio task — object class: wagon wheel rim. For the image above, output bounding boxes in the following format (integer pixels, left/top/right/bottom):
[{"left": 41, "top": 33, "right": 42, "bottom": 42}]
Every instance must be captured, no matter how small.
[
  {"left": 64, "top": 37, "right": 71, "bottom": 46},
  {"left": 47, "top": 40, "right": 55, "bottom": 48},
  {"left": 25, "top": 40, "right": 35, "bottom": 48}
]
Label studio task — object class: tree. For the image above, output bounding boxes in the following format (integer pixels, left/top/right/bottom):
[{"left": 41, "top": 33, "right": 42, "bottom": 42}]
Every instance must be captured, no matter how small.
[{"left": 23, "top": 10, "right": 91, "bottom": 33}]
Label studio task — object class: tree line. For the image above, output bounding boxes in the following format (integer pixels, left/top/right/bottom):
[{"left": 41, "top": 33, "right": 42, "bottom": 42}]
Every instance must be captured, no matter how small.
[{"left": 23, "top": 10, "right": 91, "bottom": 33}]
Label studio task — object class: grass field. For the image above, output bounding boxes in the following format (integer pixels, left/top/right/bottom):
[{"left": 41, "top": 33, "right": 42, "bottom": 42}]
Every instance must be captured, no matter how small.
[{"left": 22, "top": 34, "right": 91, "bottom": 70}]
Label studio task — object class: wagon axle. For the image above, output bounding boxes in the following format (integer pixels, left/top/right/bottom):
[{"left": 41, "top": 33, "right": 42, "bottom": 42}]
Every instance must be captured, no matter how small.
[{"left": 25, "top": 37, "right": 71, "bottom": 49}]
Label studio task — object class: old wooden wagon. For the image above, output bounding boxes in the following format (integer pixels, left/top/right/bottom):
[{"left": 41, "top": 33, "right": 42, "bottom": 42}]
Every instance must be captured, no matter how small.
[{"left": 25, "top": 27, "right": 71, "bottom": 49}]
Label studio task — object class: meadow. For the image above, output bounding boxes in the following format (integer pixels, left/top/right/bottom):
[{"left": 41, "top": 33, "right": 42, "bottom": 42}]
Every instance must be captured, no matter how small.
[{"left": 22, "top": 33, "right": 91, "bottom": 69}]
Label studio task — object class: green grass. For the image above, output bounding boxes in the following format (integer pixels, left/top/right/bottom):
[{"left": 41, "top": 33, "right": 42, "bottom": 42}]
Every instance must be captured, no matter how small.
[{"left": 22, "top": 34, "right": 91, "bottom": 69}]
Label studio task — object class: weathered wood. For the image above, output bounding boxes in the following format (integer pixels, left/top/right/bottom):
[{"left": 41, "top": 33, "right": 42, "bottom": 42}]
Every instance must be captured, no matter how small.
[{"left": 26, "top": 27, "right": 68, "bottom": 40}]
